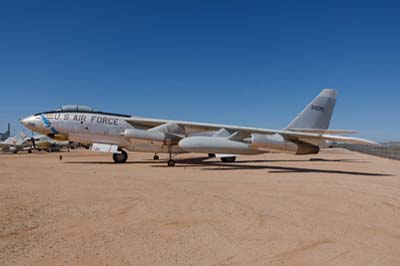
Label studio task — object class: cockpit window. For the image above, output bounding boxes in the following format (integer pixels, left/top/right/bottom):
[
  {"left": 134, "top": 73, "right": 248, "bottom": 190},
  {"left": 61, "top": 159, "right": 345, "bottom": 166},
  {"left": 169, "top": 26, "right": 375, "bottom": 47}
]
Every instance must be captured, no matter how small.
[
  {"left": 35, "top": 104, "right": 131, "bottom": 118},
  {"left": 55, "top": 105, "right": 96, "bottom": 112}
]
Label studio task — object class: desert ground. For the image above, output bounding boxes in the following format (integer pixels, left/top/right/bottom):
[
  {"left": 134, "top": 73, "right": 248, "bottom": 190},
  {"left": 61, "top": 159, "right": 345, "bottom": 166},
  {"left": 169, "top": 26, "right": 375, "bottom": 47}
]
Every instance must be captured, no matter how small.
[{"left": 0, "top": 148, "right": 399, "bottom": 266}]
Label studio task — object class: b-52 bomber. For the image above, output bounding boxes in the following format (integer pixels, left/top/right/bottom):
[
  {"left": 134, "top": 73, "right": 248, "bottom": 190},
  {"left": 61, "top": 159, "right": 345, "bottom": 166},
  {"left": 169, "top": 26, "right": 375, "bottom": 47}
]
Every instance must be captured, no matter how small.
[{"left": 21, "top": 89, "right": 376, "bottom": 166}]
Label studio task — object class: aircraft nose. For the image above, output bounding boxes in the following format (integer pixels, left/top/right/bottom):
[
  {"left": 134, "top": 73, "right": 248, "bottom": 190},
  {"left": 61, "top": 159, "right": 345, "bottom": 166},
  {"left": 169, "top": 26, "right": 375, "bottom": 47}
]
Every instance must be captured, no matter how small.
[
  {"left": 20, "top": 116, "right": 29, "bottom": 125},
  {"left": 20, "top": 115, "right": 37, "bottom": 129}
]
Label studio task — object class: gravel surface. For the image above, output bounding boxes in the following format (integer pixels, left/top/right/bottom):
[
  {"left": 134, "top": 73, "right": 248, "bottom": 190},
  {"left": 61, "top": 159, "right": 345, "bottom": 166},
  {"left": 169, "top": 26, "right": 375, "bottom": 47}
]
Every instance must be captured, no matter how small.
[{"left": 0, "top": 148, "right": 399, "bottom": 266}]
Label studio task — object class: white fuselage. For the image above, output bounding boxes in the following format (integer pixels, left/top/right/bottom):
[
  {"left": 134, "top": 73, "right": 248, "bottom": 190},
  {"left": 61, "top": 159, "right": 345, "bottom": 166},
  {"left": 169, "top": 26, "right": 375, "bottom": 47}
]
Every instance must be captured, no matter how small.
[{"left": 22, "top": 112, "right": 185, "bottom": 153}]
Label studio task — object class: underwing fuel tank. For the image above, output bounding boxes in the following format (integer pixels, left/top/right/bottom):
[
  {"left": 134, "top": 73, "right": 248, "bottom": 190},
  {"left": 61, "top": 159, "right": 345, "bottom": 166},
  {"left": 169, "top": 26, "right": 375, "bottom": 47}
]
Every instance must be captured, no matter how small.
[
  {"left": 250, "top": 134, "right": 319, "bottom": 155},
  {"left": 178, "top": 136, "right": 261, "bottom": 154}
]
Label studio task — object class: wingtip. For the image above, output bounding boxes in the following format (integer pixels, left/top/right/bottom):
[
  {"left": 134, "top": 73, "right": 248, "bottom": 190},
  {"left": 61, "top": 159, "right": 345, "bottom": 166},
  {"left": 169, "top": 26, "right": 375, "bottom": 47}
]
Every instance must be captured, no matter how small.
[{"left": 356, "top": 138, "right": 380, "bottom": 146}]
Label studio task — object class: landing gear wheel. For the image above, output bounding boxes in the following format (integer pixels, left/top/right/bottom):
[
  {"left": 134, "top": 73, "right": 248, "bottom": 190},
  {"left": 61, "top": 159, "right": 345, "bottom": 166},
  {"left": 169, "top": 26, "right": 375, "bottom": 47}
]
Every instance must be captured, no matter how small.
[
  {"left": 221, "top": 156, "right": 236, "bottom": 163},
  {"left": 153, "top": 154, "right": 159, "bottom": 160},
  {"left": 28, "top": 149, "right": 32, "bottom": 154},
  {"left": 113, "top": 150, "right": 128, "bottom": 163},
  {"left": 166, "top": 144, "right": 176, "bottom": 167}
]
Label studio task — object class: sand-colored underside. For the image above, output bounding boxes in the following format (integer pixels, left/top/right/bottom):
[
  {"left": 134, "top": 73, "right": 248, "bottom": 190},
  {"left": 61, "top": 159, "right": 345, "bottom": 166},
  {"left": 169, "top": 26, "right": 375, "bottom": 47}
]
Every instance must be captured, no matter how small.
[{"left": 0, "top": 148, "right": 399, "bottom": 266}]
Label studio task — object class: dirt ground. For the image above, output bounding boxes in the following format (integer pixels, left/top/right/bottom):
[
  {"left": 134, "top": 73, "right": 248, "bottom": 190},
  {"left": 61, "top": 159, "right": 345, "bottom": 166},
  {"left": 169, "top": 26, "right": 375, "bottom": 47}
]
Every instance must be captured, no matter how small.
[{"left": 0, "top": 148, "right": 399, "bottom": 266}]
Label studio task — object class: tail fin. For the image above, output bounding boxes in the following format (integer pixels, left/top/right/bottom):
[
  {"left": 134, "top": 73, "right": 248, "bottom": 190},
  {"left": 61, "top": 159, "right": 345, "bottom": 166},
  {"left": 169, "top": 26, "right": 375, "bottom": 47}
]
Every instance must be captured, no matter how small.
[{"left": 286, "top": 89, "right": 337, "bottom": 130}]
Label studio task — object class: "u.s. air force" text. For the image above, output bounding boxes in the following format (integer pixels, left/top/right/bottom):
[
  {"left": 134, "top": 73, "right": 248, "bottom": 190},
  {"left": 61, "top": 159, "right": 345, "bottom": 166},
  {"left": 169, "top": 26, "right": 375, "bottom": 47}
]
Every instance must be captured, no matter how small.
[{"left": 53, "top": 114, "right": 119, "bottom": 125}]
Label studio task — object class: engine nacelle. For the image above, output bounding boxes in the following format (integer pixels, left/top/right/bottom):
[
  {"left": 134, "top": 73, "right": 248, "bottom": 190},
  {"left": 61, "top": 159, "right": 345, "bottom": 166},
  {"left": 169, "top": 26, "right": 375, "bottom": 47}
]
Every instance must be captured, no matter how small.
[
  {"left": 295, "top": 141, "right": 320, "bottom": 155},
  {"left": 124, "top": 129, "right": 165, "bottom": 142},
  {"left": 250, "top": 134, "right": 319, "bottom": 155},
  {"left": 124, "top": 128, "right": 181, "bottom": 144}
]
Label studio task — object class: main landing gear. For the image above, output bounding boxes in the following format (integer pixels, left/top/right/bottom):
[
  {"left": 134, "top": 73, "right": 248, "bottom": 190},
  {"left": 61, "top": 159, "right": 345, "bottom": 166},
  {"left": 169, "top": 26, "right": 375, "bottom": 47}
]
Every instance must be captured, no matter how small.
[
  {"left": 113, "top": 150, "right": 128, "bottom": 163},
  {"left": 153, "top": 153, "right": 159, "bottom": 160},
  {"left": 167, "top": 145, "right": 175, "bottom": 167},
  {"left": 167, "top": 159, "right": 175, "bottom": 167}
]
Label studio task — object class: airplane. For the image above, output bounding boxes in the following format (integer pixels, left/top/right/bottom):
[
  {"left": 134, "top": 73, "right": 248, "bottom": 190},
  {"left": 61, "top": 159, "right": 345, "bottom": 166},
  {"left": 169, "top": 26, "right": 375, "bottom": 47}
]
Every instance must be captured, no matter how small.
[
  {"left": 20, "top": 89, "right": 377, "bottom": 166},
  {"left": 0, "top": 133, "right": 73, "bottom": 154},
  {"left": 0, "top": 123, "right": 10, "bottom": 141},
  {"left": 0, "top": 132, "right": 33, "bottom": 154},
  {"left": 30, "top": 134, "right": 72, "bottom": 152}
]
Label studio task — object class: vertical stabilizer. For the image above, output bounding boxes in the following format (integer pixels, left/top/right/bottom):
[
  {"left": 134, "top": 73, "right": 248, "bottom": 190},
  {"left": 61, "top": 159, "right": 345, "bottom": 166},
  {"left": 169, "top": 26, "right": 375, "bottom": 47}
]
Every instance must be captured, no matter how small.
[{"left": 286, "top": 89, "right": 337, "bottom": 130}]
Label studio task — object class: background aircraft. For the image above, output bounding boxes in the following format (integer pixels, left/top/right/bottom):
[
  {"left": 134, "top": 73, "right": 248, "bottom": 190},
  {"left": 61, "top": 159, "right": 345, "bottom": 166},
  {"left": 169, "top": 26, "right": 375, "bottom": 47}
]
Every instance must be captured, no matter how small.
[
  {"left": 30, "top": 134, "right": 72, "bottom": 152},
  {"left": 0, "top": 123, "right": 10, "bottom": 141},
  {"left": 0, "top": 133, "right": 73, "bottom": 154},
  {"left": 21, "top": 89, "right": 377, "bottom": 166},
  {"left": 0, "top": 132, "right": 33, "bottom": 153}
]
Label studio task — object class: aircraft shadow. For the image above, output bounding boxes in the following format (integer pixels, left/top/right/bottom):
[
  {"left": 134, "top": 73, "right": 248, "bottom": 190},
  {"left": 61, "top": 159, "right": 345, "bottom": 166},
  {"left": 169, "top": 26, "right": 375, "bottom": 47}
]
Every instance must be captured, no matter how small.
[
  {"left": 154, "top": 157, "right": 388, "bottom": 176},
  {"left": 65, "top": 157, "right": 388, "bottom": 176},
  {"left": 65, "top": 157, "right": 365, "bottom": 165},
  {"left": 65, "top": 156, "right": 213, "bottom": 165},
  {"left": 200, "top": 164, "right": 391, "bottom": 176},
  {"left": 65, "top": 161, "right": 165, "bottom": 165},
  {"left": 226, "top": 158, "right": 367, "bottom": 163}
]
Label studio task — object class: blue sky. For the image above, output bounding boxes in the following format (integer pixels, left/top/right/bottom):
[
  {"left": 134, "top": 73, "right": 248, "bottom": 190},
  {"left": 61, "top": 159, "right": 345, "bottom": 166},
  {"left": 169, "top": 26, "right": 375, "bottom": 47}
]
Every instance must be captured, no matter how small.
[{"left": 0, "top": 0, "right": 399, "bottom": 141}]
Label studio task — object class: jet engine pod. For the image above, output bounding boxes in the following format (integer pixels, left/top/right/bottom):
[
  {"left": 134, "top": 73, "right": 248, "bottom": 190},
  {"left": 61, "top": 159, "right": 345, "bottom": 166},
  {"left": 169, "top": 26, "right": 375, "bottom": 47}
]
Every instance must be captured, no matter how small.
[
  {"left": 250, "top": 133, "right": 319, "bottom": 155},
  {"left": 178, "top": 136, "right": 260, "bottom": 154},
  {"left": 124, "top": 129, "right": 166, "bottom": 142},
  {"left": 250, "top": 134, "right": 298, "bottom": 153},
  {"left": 293, "top": 141, "right": 320, "bottom": 155}
]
